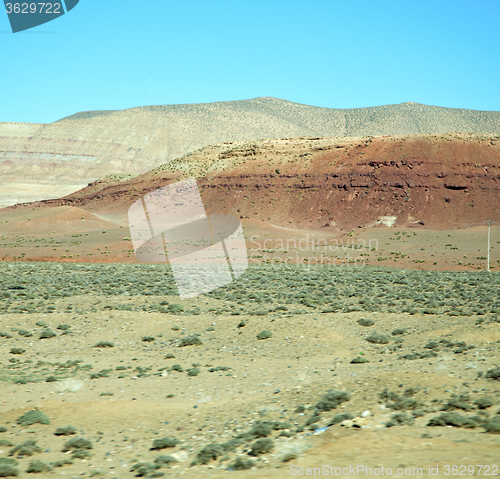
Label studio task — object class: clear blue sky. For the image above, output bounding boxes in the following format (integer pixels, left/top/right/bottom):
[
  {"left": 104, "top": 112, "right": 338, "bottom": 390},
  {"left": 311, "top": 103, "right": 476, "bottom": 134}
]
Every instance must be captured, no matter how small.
[{"left": 1, "top": 0, "right": 499, "bottom": 123}]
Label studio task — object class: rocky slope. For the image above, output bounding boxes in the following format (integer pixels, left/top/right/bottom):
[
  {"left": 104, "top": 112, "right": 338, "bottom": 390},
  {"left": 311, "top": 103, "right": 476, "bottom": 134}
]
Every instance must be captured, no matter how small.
[{"left": 13, "top": 132, "right": 499, "bottom": 231}]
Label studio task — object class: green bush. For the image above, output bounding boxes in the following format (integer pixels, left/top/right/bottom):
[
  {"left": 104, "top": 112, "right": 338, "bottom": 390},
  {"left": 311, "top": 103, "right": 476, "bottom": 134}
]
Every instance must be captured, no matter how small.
[
  {"left": 93, "top": 341, "right": 114, "bottom": 348},
  {"left": 249, "top": 422, "right": 273, "bottom": 438},
  {"left": 192, "top": 444, "right": 224, "bottom": 465},
  {"left": 248, "top": 438, "right": 274, "bottom": 456},
  {"left": 53, "top": 460, "right": 73, "bottom": 468},
  {"left": 39, "top": 329, "right": 56, "bottom": 339},
  {"left": 391, "top": 328, "right": 407, "bottom": 336},
  {"left": 167, "top": 304, "right": 184, "bottom": 313},
  {"left": 62, "top": 437, "right": 93, "bottom": 452},
  {"left": 130, "top": 462, "right": 160, "bottom": 476},
  {"left": 54, "top": 426, "right": 77, "bottom": 436},
  {"left": 350, "top": 356, "right": 369, "bottom": 364},
  {"left": 366, "top": 333, "right": 390, "bottom": 344},
  {"left": 150, "top": 437, "right": 179, "bottom": 450},
  {"left": 142, "top": 336, "right": 155, "bottom": 342},
  {"left": 386, "top": 413, "right": 413, "bottom": 427},
  {"left": 441, "top": 394, "right": 473, "bottom": 412},
  {"left": 187, "top": 367, "right": 200, "bottom": 377},
  {"left": 71, "top": 450, "right": 92, "bottom": 459},
  {"left": 0, "top": 426, "right": 7, "bottom": 433},
  {"left": 9, "top": 440, "right": 42, "bottom": 458},
  {"left": 26, "top": 460, "right": 51, "bottom": 473},
  {"left": 229, "top": 457, "right": 255, "bottom": 470},
  {"left": 17, "top": 411, "right": 50, "bottom": 426},
  {"left": 485, "top": 367, "right": 500, "bottom": 380},
  {"left": 179, "top": 335, "right": 202, "bottom": 347},
  {"left": 154, "top": 455, "right": 178, "bottom": 466},
  {"left": 427, "top": 412, "right": 477, "bottom": 428},
  {"left": 0, "top": 464, "right": 19, "bottom": 477},
  {"left": 400, "top": 351, "right": 438, "bottom": 360},
  {"left": 305, "top": 412, "right": 321, "bottom": 426},
  {"left": 482, "top": 420, "right": 500, "bottom": 434},
  {"left": 357, "top": 318, "right": 374, "bottom": 327},
  {"left": 90, "top": 369, "right": 112, "bottom": 379},
  {"left": 10, "top": 348, "right": 25, "bottom": 355},
  {"left": 257, "top": 330, "right": 272, "bottom": 340},
  {"left": 221, "top": 438, "right": 245, "bottom": 452},
  {"left": 328, "top": 413, "right": 354, "bottom": 426},
  {"left": 315, "top": 390, "right": 351, "bottom": 412}
]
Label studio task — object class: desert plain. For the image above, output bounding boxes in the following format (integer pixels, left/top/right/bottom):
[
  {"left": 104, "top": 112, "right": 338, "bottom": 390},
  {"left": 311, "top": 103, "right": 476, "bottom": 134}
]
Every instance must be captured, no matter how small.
[{"left": 1, "top": 102, "right": 500, "bottom": 478}]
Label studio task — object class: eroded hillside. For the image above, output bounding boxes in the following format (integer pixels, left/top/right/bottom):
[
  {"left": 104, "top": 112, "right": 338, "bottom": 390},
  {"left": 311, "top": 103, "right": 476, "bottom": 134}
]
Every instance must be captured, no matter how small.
[{"left": 15, "top": 133, "right": 499, "bottom": 231}]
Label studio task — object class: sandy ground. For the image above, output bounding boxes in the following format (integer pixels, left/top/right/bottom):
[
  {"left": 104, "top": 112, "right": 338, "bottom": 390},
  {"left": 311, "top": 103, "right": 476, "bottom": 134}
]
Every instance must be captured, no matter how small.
[
  {"left": 1, "top": 284, "right": 500, "bottom": 478},
  {"left": 0, "top": 205, "right": 498, "bottom": 272}
]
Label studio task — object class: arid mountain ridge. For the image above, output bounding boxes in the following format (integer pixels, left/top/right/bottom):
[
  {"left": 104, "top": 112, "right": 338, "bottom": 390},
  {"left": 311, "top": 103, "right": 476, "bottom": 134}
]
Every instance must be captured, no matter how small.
[{"left": 1, "top": 97, "right": 500, "bottom": 187}]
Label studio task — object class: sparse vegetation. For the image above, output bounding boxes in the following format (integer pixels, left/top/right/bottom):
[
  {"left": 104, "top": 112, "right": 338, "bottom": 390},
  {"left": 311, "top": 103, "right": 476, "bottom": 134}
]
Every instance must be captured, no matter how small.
[
  {"left": 9, "top": 440, "right": 42, "bottom": 458},
  {"left": 366, "top": 333, "right": 390, "bottom": 344},
  {"left": 0, "top": 464, "right": 19, "bottom": 477},
  {"left": 350, "top": 356, "right": 369, "bottom": 364},
  {"left": 38, "top": 329, "right": 56, "bottom": 339},
  {"left": 61, "top": 437, "right": 93, "bottom": 452},
  {"left": 150, "top": 437, "right": 179, "bottom": 451},
  {"left": 9, "top": 348, "right": 25, "bottom": 355},
  {"left": 16, "top": 411, "right": 50, "bottom": 426},
  {"left": 26, "top": 460, "right": 51, "bottom": 474},
  {"left": 486, "top": 367, "right": 500, "bottom": 380},
  {"left": 54, "top": 425, "right": 77, "bottom": 436},
  {"left": 248, "top": 438, "right": 274, "bottom": 456},
  {"left": 358, "top": 318, "right": 374, "bottom": 327},
  {"left": 315, "top": 390, "right": 351, "bottom": 411},
  {"left": 257, "top": 330, "right": 273, "bottom": 340},
  {"left": 427, "top": 412, "right": 477, "bottom": 428},
  {"left": 93, "top": 341, "right": 114, "bottom": 348},
  {"left": 178, "top": 335, "right": 202, "bottom": 347}
]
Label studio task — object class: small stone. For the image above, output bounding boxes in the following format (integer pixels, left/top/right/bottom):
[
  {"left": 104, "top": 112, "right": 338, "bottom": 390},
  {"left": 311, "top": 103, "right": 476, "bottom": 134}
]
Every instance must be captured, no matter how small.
[{"left": 353, "top": 417, "right": 370, "bottom": 427}]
